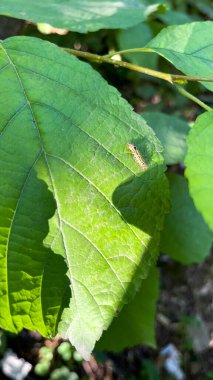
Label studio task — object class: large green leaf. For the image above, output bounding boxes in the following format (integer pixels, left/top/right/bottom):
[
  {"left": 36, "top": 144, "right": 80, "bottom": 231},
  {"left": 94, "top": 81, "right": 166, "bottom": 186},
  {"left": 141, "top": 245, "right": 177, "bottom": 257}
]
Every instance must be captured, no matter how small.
[
  {"left": 96, "top": 267, "right": 159, "bottom": 351},
  {"left": 142, "top": 112, "right": 189, "bottom": 165},
  {"left": 0, "top": 0, "right": 148, "bottom": 33},
  {"left": 160, "top": 174, "right": 212, "bottom": 264},
  {"left": 0, "top": 36, "right": 169, "bottom": 359},
  {"left": 185, "top": 112, "right": 213, "bottom": 231},
  {"left": 147, "top": 22, "right": 213, "bottom": 91}
]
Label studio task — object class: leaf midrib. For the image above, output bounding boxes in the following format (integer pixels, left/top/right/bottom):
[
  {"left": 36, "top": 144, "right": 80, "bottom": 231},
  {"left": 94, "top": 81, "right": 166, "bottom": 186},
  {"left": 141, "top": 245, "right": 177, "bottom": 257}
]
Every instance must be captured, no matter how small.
[{"left": 150, "top": 46, "right": 213, "bottom": 65}]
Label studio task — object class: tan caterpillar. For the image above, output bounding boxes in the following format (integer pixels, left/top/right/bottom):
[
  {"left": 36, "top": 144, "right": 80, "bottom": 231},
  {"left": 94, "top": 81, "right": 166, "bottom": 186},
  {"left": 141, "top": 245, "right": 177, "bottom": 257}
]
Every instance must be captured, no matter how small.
[{"left": 127, "top": 143, "right": 147, "bottom": 169}]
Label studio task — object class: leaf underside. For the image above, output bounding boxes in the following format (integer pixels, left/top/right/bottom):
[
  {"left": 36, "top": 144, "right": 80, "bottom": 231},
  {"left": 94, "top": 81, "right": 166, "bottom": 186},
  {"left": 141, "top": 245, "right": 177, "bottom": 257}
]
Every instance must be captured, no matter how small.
[{"left": 0, "top": 0, "right": 147, "bottom": 32}]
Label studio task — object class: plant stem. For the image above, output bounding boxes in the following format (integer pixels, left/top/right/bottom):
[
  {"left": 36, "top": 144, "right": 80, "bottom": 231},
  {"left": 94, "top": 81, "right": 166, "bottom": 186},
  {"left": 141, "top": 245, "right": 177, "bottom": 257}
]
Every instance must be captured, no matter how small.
[
  {"left": 64, "top": 48, "right": 213, "bottom": 85},
  {"left": 64, "top": 48, "right": 173, "bottom": 83},
  {"left": 104, "top": 47, "right": 154, "bottom": 58},
  {"left": 176, "top": 85, "right": 213, "bottom": 112}
]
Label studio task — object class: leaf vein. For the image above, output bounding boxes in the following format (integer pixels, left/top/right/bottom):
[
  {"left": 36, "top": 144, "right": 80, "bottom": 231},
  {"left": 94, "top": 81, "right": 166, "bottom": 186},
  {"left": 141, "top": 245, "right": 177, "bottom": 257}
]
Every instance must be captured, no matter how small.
[
  {"left": 71, "top": 276, "right": 106, "bottom": 323},
  {"left": 46, "top": 152, "right": 146, "bottom": 248},
  {"left": 0, "top": 103, "right": 27, "bottom": 138},
  {"left": 151, "top": 46, "right": 213, "bottom": 65},
  {"left": 6, "top": 61, "right": 147, "bottom": 141},
  {"left": 62, "top": 218, "right": 125, "bottom": 291},
  {"left": 32, "top": 101, "right": 134, "bottom": 175}
]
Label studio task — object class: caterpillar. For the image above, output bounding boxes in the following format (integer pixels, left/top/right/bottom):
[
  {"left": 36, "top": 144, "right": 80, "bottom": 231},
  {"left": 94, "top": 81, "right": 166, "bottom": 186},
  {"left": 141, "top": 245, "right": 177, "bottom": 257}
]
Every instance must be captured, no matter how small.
[{"left": 127, "top": 143, "right": 147, "bottom": 169}]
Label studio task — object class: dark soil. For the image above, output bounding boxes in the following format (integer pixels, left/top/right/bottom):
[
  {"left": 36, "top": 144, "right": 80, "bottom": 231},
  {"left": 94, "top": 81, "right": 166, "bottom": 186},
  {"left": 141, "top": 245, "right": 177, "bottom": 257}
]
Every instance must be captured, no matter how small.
[{"left": 0, "top": 16, "right": 24, "bottom": 39}]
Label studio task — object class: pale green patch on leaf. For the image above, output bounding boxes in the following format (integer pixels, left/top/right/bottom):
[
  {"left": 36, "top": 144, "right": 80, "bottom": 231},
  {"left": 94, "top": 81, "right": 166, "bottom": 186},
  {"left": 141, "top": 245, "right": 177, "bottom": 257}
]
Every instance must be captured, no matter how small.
[
  {"left": 0, "top": 37, "right": 169, "bottom": 359},
  {"left": 185, "top": 112, "right": 213, "bottom": 231},
  {"left": 147, "top": 22, "right": 213, "bottom": 91},
  {"left": 142, "top": 112, "right": 190, "bottom": 165},
  {"left": 161, "top": 174, "right": 212, "bottom": 264},
  {"left": 0, "top": 0, "right": 148, "bottom": 33},
  {"left": 96, "top": 267, "right": 159, "bottom": 351}
]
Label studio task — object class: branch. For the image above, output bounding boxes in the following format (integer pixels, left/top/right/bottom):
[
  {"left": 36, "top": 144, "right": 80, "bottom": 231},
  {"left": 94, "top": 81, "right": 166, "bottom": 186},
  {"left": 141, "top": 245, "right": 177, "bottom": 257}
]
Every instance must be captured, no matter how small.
[
  {"left": 176, "top": 86, "right": 213, "bottom": 112},
  {"left": 64, "top": 48, "right": 213, "bottom": 86}
]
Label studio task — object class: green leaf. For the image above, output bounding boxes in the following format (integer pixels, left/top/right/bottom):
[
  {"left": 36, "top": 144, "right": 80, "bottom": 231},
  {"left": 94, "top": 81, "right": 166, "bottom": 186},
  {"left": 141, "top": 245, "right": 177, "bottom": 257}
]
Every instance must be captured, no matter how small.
[
  {"left": 50, "top": 367, "right": 78, "bottom": 380},
  {"left": 142, "top": 112, "right": 189, "bottom": 165},
  {"left": 0, "top": 126, "right": 70, "bottom": 335},
  {"left": 140, "top": 360, "right": 160, "bottom": 380},
  {"left": 96, "top": 267, "right": 159, "bottom": 351},
  {"left": 117, "top": 23, "right": 158, "bottom": 70},
  {"left": 158, "top": 10, "right": 194, "bottom": 25},
  {"left": 185, "top": 112, "right": 213, "bottom": 231},
  {"left": 160, "top": 173, "right": 212, "bottom": 264},
  {"left": 188, "top": 0, "right": 213, "bottom": 19},
  {"left": 146, "top": 22, "right": 213, "bottom": 91},
  {"left": 0, "top": 37, "right": 169, "bottom": 359},
  {"left": 0, "top": 0, "right": 148, "bottom": 33}
]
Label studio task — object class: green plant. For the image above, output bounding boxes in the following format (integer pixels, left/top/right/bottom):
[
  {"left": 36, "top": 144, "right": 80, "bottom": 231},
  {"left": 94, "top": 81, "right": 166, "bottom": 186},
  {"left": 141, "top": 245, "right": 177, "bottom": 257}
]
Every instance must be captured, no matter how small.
[
  {"left": 50, "top": 366, "right": 79, "bottom": 380},
  {"left": 0, "top": 0, "right": 212, "bottom": 362},
  {"left": 57, "top": 342, "right": 73, "bottom": 362},
  {"left": 206, "top": 372, "right": 213, "bottom": 380},
  {"left": 140, "top": 360, "right": 160, "bottom": 380},
  {"left": 34, "top": 347, "right": 54, "bottom": 376}
]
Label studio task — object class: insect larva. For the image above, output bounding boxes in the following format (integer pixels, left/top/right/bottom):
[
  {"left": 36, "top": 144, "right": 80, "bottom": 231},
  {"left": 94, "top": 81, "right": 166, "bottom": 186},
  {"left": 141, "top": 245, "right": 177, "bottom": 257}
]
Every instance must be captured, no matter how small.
[{"left": 127, "top": 143, "right": 147, "bottom": 169}]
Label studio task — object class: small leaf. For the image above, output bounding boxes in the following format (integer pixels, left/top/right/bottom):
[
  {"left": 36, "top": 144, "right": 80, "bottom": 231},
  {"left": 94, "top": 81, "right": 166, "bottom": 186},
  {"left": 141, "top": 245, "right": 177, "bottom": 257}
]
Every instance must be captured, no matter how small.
[
  {"left": 147, "top": 22, "right": 213, "bottom": 91},
  {"left": 96, "top": 267, "right": 159, "bottom": 351},
  {"left": 0, "top": 0, "right": 149, "bottom": 33},
  {"left": 185, "top": 112, "right": 213, "bottom": 231},
  {"left": 160, "top": 173, "right": 212, "bottom": 264},
  {"left": 143, "top": 112, "right": 189, "bottom": 165}
]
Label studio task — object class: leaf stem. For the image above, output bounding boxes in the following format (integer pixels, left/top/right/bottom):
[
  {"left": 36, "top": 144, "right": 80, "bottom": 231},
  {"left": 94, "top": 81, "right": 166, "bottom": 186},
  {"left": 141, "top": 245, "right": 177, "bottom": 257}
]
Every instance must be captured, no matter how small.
[
  {"left": 64, "top": 48, "right": 173, "bottom": 83},
  {"left": 176, "top": 85, "right": 213, "bottom": 112},
  {"left": 104, "top": 47, "right": 154, "bottom": 58},
  {"left": 64, "top": 48, "right": 213, "bottom": 85}
]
